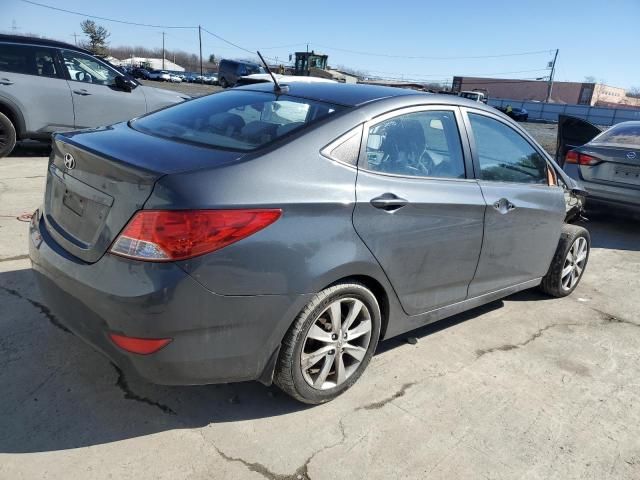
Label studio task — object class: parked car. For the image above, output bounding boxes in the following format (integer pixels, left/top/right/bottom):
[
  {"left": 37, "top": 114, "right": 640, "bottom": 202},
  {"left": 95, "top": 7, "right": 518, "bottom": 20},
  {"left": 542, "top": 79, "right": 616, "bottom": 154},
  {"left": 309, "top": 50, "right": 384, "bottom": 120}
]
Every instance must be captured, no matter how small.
[
  {"left": 558, "top": 115, "right": 640, "bottom": 212},
  {"left": 148, "top": 70, "right": 171, "bottom": 82},
  {"left": 0, "top": 34, "right": 189, "bottom": 158},
  {"left": 235, "top": 73, "right": 336, "bottom": 87},
  {"left": 495, "top": 105, "right": 529, "bottom": 121},
  {"left": 218, "top": 59, "right": 265, "bottom": 88},
  {"left": 29, "top": 83, "right": 589, "bottom": 404},
  {"left": 169, "top": 73, "right": 182, "bottom": 83},
  {"left": 130, "top": 67, "right": 150, "bottom": 79},
  {"left": 205, "top": 74, "right": 218, "bottom": 85}
]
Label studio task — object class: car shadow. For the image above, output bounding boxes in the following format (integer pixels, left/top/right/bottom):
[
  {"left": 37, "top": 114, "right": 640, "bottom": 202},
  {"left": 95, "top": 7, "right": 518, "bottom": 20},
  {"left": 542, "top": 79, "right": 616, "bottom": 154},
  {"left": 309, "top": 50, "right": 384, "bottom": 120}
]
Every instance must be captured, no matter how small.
[{"left": 9, "top": 141, "right": 51, "bottom": 158}]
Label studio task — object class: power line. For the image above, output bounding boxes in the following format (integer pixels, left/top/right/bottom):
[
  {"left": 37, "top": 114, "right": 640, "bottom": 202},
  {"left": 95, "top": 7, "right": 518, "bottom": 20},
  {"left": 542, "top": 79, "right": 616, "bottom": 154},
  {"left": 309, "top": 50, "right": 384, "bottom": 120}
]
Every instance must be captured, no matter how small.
[
  {"left": 367, "top": 68, "right": 550, "bottom": 78},
  {"left": 313, "top": 43, "right": 554, "bottom": 60},
  {"left": 21, "top": 0, "right": 197, "bottom": 29}
]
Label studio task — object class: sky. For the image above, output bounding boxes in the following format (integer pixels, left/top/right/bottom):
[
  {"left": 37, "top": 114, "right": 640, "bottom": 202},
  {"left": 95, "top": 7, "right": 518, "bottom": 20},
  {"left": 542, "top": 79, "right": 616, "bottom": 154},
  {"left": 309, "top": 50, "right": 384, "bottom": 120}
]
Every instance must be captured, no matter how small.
[{"left": 3, "top": 0, "right": 640, "bottom": 89}]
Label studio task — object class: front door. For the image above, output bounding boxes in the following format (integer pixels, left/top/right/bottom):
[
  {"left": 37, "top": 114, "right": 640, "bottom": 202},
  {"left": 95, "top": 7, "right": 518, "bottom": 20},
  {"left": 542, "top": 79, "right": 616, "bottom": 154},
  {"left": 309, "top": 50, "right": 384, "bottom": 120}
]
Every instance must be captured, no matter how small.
[
  {"left": 353, "top": 107, "right": 485, "bottom": 316},
  {"left": 59, "top": 49, "right": 147, "bottom": 128},
  {"left": 463, "top": 110, "right": 566, "bottom": 297}
]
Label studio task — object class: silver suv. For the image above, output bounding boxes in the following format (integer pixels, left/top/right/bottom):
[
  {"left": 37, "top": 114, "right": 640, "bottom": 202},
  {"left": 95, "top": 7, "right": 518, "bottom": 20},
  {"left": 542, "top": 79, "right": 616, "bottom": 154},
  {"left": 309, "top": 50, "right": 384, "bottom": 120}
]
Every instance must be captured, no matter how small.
[{"left": 0, "top": 35, "right": 187, "bottom": 157}]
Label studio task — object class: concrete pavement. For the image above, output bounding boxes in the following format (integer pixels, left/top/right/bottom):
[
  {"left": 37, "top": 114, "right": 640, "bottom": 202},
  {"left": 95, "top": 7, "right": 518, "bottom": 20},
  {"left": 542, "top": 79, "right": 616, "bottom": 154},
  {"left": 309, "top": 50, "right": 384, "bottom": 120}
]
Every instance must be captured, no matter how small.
[{"left": 1, "top": 148, "right": 639, "bottom": 479}]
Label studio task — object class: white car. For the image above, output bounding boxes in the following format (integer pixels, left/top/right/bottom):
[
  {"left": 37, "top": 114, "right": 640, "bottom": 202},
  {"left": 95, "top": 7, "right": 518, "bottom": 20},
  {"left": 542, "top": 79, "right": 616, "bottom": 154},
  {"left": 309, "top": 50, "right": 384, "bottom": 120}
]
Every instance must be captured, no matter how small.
[
  {"left": 236, "top": 74, "right": 337, "bottom": 86},
  {"left": 148, "top": 70, "right": 171, "bottom": 82},
  {"left": 169, "top": 74, "right": 182, "bottom": 83}
]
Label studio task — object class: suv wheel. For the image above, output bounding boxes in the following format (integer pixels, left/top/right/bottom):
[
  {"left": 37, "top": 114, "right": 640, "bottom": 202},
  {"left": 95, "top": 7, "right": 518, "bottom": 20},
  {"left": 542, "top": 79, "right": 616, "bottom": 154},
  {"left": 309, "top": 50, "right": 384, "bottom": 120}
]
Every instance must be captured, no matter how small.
[
  {"left": 540, "top": 224, "right": 590, "bottom": 297},
  {"left": 275, "top": 281, "right": 381, "bottom": 404},
  {"left": 0, "top": 111, "right": 17, "bottom": 158},
  {"left": 219, "top": 77, "right": 229, "bottom": 88}
]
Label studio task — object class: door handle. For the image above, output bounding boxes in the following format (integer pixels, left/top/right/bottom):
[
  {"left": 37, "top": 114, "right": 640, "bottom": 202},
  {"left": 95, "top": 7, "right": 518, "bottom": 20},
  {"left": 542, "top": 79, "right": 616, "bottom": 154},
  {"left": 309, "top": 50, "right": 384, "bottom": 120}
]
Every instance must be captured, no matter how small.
[
  {"left": 0, "top": 78, "right": 14, "bottom": 85},
  {"left": 72, "top": 89, "right": 91, "bottom": 96},
  {"left": 370, "top": 193, "right": 409, "bottom": 212},
  {"left": 493, "top": 198, "right": 516, "bottom": 214}
]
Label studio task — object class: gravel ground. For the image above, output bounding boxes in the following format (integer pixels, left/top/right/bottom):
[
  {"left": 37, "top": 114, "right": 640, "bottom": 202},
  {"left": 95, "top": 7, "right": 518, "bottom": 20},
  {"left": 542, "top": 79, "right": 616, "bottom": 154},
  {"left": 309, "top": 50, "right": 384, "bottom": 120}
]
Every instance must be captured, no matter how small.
[{"left": 521, "top": 122, "right": 559, "bottom": 156}]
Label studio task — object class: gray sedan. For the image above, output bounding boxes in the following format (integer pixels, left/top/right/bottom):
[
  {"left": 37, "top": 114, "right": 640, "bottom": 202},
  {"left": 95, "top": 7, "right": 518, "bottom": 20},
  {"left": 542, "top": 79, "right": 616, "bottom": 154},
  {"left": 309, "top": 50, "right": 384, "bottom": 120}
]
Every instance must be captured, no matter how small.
[{"left": 29, "top": 82, "right": 590, "bottom": 404}]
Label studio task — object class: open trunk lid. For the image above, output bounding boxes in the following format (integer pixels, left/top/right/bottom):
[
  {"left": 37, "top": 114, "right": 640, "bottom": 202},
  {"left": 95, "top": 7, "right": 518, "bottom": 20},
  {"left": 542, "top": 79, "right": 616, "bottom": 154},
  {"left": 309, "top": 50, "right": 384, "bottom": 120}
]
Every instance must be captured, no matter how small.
[
  {"left": 43, "top": 123, "right": 245, "bottom": 263},
  {"left": 556, "top": 115, "right": 602, "bottom": 165}
]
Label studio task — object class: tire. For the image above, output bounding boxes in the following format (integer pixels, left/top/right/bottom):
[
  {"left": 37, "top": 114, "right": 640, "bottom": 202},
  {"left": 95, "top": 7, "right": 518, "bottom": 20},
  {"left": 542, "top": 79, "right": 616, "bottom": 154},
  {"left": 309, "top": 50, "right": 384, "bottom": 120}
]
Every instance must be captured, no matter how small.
[
  {"left": 539, "top": 224, "right": 590, "bottom": 297},
  {"left": 274, "top": 281, "right": 382, "bottom": 404},
  {"left": 0, "top": 111, "right": 17, "bottom": 158},
  {"left": 219, "top": 77, "right": 228, "bottom": 88}
]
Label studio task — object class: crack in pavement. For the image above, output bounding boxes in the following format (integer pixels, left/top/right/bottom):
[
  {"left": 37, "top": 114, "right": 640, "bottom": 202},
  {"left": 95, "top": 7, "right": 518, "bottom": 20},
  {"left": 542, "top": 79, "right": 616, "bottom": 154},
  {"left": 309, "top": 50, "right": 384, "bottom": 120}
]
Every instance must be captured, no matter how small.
[
  {"left": 112, "top": 364, "right": 176, "bottom": 415},
  {"left": 0, "top": 254, "right": 30, "bottom": 263},
  {"left": 0, "top": 285, "right": 71, "bottom": 333},
  {"left": 212, "top": 419, "right": 347, "bottom": 480},
  {"left": 475, "top": 322, "right": 583, "bottom": 358},
  {"left": 358, "top": 382, "right": 417, "bottom": 410},
  {"left": 593, "top": 308, "right": 640, "bottom": 328}
]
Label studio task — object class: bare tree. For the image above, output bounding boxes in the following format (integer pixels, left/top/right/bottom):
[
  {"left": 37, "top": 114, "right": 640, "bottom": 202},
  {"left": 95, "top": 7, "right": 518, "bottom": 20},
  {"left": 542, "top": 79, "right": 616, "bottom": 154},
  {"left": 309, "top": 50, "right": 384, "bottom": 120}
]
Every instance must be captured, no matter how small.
[
  {"left": 80, "top": 20, "right": 110, "bottom": 56},
  {"left": 584, "top": 76, "right": 596, "bottom": 83},
  {"left": 628, "top": 87, "right": 640, "bottom": 99}
]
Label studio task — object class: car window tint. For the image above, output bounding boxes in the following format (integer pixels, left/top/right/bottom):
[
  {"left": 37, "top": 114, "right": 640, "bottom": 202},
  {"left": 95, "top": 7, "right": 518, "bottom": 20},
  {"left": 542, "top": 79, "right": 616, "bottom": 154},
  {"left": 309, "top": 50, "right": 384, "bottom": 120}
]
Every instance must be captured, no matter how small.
[
  {"left": 61, "top": 49, "right": 118, "bottom": 85},
  {"left": 469, "top": 113, "right": 547, "bottom": 184},
  {"left": 365, "top": 110, "right": 465, "bottom": 179},
  {"left": 0, "top": 43, "right": 58, "bottom": 77},
  {"left": 591, "top": 123, "right": 640, "bottom": 147},
  {"left": 132, "top": 90, "right": 344, "bottom": 151}
]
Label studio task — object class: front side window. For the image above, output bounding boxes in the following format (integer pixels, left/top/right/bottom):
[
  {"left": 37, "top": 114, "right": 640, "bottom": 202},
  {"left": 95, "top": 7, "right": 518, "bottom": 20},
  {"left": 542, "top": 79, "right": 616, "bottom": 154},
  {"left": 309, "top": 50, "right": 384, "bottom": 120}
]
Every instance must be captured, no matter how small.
[
  {"left": 0, "top": 43, "right": 59, "bottom": 77},
  {"left": 132, "top": 90, "right": 344, "bottom": 151},
  {"left": 468, "top": 113, "right": 548, "bottom": 184},
  {"left": 364, "top": 110, "right": 465, "bottom": 179},
  {"left": 61, "top": 49, "right": 118, "bottom": 85}
]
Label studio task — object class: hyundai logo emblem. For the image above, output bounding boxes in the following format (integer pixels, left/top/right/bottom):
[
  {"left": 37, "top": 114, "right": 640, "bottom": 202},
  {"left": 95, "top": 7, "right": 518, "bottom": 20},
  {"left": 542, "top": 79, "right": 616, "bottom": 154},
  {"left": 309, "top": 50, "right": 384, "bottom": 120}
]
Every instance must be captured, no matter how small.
[
  {"left": 63, "top": 153, "right": 76, "bottom": 170},
  {"left": 627, "top": 151, "right": 637, "bottom": 160}
]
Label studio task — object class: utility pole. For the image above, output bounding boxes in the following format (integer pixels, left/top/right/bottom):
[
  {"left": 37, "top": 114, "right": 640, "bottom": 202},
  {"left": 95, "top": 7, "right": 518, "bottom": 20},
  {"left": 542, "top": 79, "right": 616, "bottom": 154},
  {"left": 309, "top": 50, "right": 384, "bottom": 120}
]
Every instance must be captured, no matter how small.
[
  {"left": 161, "top": 32, "right": 166, "bottom": 70},
  {"left": 546, "top": 49, "right": 559, "bottom": 103},
  {"left": 71, "top": 32, "right": 79, "bottom": 46},
  {"left": 198, "top": 25, "right": 203, "bottom": 83}
]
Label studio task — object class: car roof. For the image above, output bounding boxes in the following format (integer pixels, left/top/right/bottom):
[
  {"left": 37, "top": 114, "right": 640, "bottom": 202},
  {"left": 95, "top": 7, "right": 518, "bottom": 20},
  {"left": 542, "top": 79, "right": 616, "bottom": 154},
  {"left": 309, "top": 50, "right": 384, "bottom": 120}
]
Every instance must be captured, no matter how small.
[
  {"left": 235, "top": 81, "right": 498, "bottom": 110},
  {"left": 235, "top": 81, "right": 427, "bottom": 107},
  {"left": 0, "top": 34, "right": 92, "bottom": 55}
]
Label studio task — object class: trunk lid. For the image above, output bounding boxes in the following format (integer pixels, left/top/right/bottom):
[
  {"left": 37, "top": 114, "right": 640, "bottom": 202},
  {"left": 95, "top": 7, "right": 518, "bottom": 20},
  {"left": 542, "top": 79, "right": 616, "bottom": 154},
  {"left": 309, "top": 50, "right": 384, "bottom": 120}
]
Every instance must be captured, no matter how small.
[
  {"left": 577, "top": 145, "right": 640, "bottom": 188},
  {"left": 44, "top": 123, "right": 245, "bottom": 263},
  {"left": 556, "top": 115, "right": 602, "bottom": 165}
]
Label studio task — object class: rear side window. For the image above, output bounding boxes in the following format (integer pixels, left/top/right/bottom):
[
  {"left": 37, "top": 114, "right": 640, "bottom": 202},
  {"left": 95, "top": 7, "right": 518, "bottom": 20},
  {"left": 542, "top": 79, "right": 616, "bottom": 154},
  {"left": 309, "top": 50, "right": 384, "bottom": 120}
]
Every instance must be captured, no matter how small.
[
  {"left": 0, "top": 43, "right": 59, "bottom": 77},
  {"left": 132, "top": 90, "right": 344, "bottom": 151},
  {"left": 468, "top": 113, "right": 547, "bottom": 184},
  {"left": 591, "top": 123, "right": 640, "bottom": 147}
]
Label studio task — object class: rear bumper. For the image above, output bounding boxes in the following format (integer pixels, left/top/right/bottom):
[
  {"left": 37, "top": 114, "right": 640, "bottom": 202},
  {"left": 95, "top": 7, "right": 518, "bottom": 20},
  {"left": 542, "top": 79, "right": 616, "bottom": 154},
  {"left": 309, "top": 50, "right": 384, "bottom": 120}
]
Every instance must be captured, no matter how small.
[
  {"left": 563, "top": 164, "right": 640, "bottom": 210},
  {"left": 28, "top": 213, "right": 311, "bottom": 385}
]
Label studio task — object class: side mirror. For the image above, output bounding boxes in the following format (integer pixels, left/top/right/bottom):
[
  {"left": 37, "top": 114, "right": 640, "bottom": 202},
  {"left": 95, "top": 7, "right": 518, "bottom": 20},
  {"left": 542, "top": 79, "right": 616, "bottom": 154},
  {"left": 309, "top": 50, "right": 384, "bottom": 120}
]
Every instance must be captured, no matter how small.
[
  {"left": 115, "top": 75, "right": 136, "bottom": 92},
  {"left": 571, "top": 187, "right": 588, "bottom": 197}
]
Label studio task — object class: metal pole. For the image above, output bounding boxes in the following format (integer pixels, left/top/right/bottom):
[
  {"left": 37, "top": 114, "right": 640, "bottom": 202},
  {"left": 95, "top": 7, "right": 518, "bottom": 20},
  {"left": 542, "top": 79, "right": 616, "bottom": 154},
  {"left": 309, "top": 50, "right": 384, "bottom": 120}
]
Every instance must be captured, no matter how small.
[
  {"left": 162, "top": 32, "right": 165, "bottom": 70},
  {"left": 546, "top": 49, "right": 559, "bottom": 103},
  {"left": 198, "top": 25, "right": 203, "bottom": 83}
]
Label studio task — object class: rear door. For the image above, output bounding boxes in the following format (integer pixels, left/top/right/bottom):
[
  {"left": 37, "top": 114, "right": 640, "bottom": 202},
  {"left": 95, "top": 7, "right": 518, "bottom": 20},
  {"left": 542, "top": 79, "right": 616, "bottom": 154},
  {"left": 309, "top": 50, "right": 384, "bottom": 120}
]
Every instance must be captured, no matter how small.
[
  {"left": 463, "top": 109, "right": 566, "bottom": 297},
  {"left": 353, "top": 106, "right": 485, "bottom": 316},
  {"left": 0, "top": 42, "right": 74, "bottom": 134},
  {"left": 556, "top": 115, "right": 602, "bottom": 165},
  {"left": 59, "top": 49, "right": 147, "bottom": 128}
]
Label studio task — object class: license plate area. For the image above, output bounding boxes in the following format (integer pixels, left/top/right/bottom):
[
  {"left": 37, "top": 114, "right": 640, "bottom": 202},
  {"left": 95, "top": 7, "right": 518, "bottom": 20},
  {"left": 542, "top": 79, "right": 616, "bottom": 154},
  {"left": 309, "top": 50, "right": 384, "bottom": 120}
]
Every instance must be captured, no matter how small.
[
  {"left": 62, "top": 188, "right": 86, "bottom": 217},
  {"left": 613, "top": 165, "right": 640, "bottom": 186}
]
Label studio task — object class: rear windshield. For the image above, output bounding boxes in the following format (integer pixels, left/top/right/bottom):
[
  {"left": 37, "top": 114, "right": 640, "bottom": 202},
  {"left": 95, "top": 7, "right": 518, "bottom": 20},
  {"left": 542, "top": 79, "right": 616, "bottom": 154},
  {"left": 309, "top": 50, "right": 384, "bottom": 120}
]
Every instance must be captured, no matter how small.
[
  {"left": 131, "top": 90, "right": 344, "bottom": 151},
  {"left": 592, "top": 123, "right": 640, "bottom": 147}
]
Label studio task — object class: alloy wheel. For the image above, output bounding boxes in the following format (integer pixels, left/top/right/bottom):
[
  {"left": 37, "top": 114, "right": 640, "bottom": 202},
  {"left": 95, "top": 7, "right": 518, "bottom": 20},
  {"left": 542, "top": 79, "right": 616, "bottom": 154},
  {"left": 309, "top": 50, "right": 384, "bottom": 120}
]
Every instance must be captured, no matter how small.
[
  {"left": 300, "top": 297, "right": 373, "bottom": 390},
  {"left": 561, "top": 237, "right": 588, "bottom": 291}
]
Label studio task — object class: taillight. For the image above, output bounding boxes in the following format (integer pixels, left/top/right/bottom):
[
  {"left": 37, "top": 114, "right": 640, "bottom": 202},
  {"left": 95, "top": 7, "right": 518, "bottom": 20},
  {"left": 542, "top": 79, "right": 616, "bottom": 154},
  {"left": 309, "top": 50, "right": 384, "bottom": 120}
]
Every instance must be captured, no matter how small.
[
  {"left": 109, "top": 333, "right": 172, "bottom": 354},
  {"left": 109, "top": 209, "right": 281, "bottom": 262},
  {"left": 565, "top": 150, "right": 601, "bottom": 166}
]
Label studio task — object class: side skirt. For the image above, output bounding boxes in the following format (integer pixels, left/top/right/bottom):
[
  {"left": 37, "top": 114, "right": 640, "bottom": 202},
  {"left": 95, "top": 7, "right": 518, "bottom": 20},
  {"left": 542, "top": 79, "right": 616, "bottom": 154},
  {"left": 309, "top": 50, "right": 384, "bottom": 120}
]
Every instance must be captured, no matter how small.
[{"left": 384, "top": 278, "right": 542, "bottom": 339}]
